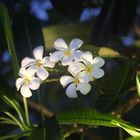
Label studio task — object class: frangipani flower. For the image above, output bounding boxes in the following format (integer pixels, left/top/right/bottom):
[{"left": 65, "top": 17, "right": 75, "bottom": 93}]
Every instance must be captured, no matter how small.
[
  {"left": 16, "top": 67, "right": 41, "bottom": 98},
  {"left": 68, "top": 51, "right": 105, "bottom": 82},
  {"left": 21, "top": 46, "right": 55, "bottom": 80},
  {"left": 50, "top": 38, "right": 83, "bottom": 66},
  {"left": 60, "top": 71, "right": 91, "bottom": 98}
]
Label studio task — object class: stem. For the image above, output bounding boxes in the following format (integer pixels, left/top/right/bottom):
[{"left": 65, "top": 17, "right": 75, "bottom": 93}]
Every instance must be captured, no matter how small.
[
  {"left": 37, "top": 90, "right": 46, "bottom": 140},
  {"left": 23, "top": 97, "right": 31, "bottom": 127},
  {"left": 118, "top": 128, "right": 123, "bottom": 140},
  {"left": 44, "top": 78, "right": 59, "bottom": 83}
]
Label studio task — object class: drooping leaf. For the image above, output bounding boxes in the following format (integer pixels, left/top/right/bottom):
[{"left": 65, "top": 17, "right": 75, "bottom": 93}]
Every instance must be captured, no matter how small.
[
  {"left": 56, "top": 109, "right": 140, "bottom": 137},
  {"left": 136, "top": 73, "right": 140, "bottom": 97}
]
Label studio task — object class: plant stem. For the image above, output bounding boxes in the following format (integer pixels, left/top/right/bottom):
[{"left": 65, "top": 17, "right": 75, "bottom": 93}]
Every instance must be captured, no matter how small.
[
  {"left": 23, "top": 97, "right": 31, "bottom": 127},
  {"left": 37, "top": 90, "right": 46, "bottom": 140},
  {"left": 118, "top": 128, "right": 123, "bottom": 140}
]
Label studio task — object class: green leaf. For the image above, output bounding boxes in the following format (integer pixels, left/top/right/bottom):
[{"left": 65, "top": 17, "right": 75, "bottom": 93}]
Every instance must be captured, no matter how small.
[
  {"left": 3, "top": 111, "right": 25, "bottom": 131},
  {"left": 0, "top": 131, "right": 31, "bottom": 140},
  {"left": 56, "top": 109, "right": 140, "bottom": 137},
  {"left": 0, "top": 79, "right": 27, "bottom": 128},
  {"left": 0, "top": 134, "right": 18, "bottom": 140},
  {"left": 126, "top": 136, "right": 140, "bottom": 140},
  {"left": 136, "top": 73, "right": 140, "bottom": 97},
  {"left": 98, "top": 47, "right": 122, "bottom": 58},
  {"left": 95, "top": 58, "right": 135, "bottom": 112},
  {"left": 0, "top": 117, "right": 17, "bottom": 125},
  {"left": 0, "top": 3, "right": 19, "bottom": 77}
]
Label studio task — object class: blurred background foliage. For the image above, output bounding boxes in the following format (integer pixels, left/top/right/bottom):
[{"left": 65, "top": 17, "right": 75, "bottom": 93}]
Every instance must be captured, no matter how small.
[{"left": 1, "top": 0, "right": 140, "bottom": 140}]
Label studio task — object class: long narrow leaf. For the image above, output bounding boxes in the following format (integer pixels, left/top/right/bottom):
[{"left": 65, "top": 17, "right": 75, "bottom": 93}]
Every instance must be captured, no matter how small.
[
  {"left": 0, "top": 3, "right": 19, "bottom": 76},
  {"left": 2, "top": 95, "right": 26, "bottom": 127},
  {"left": 0, "top": 131, "right": 31, "bottom": 140},
  {"left": 57, "top": 109, "right": 140, "bottom": 137},
  {"left": 136, "top": 73, "right": 140, "bottom": 97},
  {"left": 4, "top": 111, "right": 25, "bottom": 131},
  {"left": 0, "top": 117, "right": 17, "bottom": 125}
]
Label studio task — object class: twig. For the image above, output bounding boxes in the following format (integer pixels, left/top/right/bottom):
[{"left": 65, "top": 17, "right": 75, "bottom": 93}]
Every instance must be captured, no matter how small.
[{"left": 112, "top": 93, "right": 140, "bottom": 117}]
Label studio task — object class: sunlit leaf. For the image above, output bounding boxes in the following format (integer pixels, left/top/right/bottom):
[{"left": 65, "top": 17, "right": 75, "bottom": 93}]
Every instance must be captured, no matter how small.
[
  {"left": 136, "top": 73, "right": 140, "bottom": 97},
  {"left": 126, "top": 136, "right": 140, "bottom": 140},
  {"left": 57, "top": 109, "right": 140, "bottom": 137},
  {"left": 98, "top": 47, "right": 122, "bottom": 58}
]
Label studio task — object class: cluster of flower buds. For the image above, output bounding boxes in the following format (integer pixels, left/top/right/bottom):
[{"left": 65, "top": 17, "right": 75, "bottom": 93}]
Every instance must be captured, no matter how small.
[{"left": 16, "top": 38, "right": 105, "bottom": 98}]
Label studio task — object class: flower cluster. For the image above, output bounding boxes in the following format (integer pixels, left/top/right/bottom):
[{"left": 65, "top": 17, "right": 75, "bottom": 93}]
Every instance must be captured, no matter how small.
[{"left": 16, "top": 38, "right": 105, "bottom": 98}]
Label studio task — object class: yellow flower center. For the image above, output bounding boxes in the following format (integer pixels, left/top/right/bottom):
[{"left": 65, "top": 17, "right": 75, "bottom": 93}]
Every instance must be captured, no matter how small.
[
  {"left": 64, "top": 50, "right": 72, "bottom": 56},
  {"left": 74, "top": 78, "right": 80, "bottom": 84},
  {"left": 85, "top": 65, "right": 93, "bottom": 73},
  {"left": 36, "top": 60, "right": 42, "bottom": 67},
  {"left": 25, "top": 77, "right": 30, "bottom": 84}
]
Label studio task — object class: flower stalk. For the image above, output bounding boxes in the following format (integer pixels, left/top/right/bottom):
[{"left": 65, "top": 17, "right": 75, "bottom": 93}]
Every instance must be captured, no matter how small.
[{"left": 23, "top": 97, "right": 31, "bottom": 127}]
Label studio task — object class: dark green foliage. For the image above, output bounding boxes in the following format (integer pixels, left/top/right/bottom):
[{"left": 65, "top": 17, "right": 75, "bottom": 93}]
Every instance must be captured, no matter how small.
[
  {"left": 28, "top": 116, "right": 61, "bottom": 140},
  {"left": 95, "top": 58, "right": 135, "bottom": 112}
]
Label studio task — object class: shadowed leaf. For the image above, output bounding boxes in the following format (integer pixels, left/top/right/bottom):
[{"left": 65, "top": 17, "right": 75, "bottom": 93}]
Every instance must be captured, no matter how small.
[{"left": 28, "top": 116, "right": 61, "bottom": 140}]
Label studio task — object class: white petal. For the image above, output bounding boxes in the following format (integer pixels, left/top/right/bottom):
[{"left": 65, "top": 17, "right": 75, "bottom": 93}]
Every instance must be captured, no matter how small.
[
  {"left": 73, "top": 50, "right": 84, "bottom": 61},
  {"left": 68, "top": 62, "right": 85, "bottom": 74},
  {"left": 54, "top": 38, "right": 68, "bottom": 51},
  {"left": 92, "top": 68, "right": 104, "bottom": 78},
  {"left": 21, "top": 57, "right": 36, "bottom": 67},
  {"left": 29, "top": 77, "right": 41, "bottom": 90},
  {"left": 50, "top": 51, "right": 64, "bottom": 62},
  {"left": 27, "top": 66, "right": 38, "bottom": 77},
  {"left": 20, "top": 84, "right": 32, "bottom": 98},
  {"left": 92, "top": 57, "right": 105, "bottom": 68},
  {"left": 60, "top": 76, "right": 74, "bottom": 87},
  {"left": 16, "top": 78, "right": 25, "bottom": 90},
  {"left": 33, "top": 46, "right": 44, "bottom": 60},
  {"left": 61, "top": 56, "right": 73, "bottom": 66},
  {"left": 81, "top": 51, "right": 93, "bottom": 63},
  {"left": 36, "top": 67, "right": 49, "bottom": 80},
  {"left": 19, "top": 67, "right": 27, "bottom": 77},
  {"left": 79, "top": 71, "right": 91, "bottom": 83},
  {"left": 42, "top": 56, "right": 55, "bottom": 68},
  {"left": 77, "top": 83, "right": 91, "bottom": 95},
  {"left": 66, "top": 83, "right": 78, "bottom": 98},
  {"left": 69, "top": 38, "right": 83, "bottom": 50}
]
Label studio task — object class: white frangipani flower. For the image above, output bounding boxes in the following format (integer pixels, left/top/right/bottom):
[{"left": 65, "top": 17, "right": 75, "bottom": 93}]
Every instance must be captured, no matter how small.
[
  {"left": 16, "top": 67, "right": 41, "bottom": 98},
  {"left": 21, "top": 46, "right": 55, "bottom": 80},
  {"left": 68, "top": 51, "right": 105, "bottom": 82},
  {"left": 60, "top": 71, "right": 91, "bottom": 98},
  {"left": 50, "top": 38, "right": 83, "bottom": 66}
]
